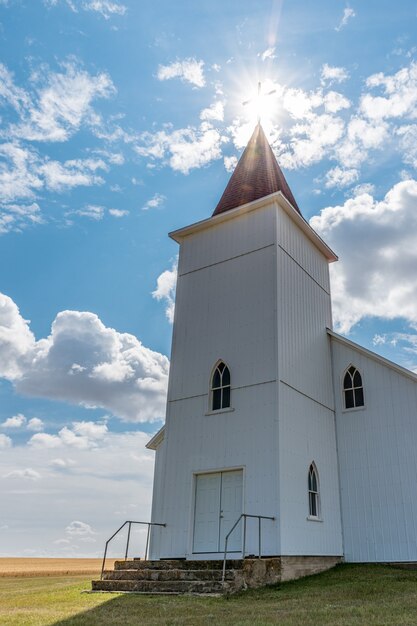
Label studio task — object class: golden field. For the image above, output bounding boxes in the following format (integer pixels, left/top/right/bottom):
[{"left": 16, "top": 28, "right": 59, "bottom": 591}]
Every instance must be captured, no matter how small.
[{"left": 0, "top": 557, "right": 117, "bottom": 577}]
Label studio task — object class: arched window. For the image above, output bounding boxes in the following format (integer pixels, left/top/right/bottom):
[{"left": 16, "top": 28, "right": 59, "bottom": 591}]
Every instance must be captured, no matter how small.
[
  {"left": 308, "top": 463, "right": 319, "bottom": 518},
  {"left": 211, "top": 361, "right": 231, "bottom": 411},
  {"left": 343, "top": 365, "right": 364, "bottom": 409}
]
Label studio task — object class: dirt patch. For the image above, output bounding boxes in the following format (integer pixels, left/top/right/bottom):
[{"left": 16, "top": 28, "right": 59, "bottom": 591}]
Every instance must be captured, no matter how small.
[{"left": 0, "top": 558, "right": 118, "bottom": 577}]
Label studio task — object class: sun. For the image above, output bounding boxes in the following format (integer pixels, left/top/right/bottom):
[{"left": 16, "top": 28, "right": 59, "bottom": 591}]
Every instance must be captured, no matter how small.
[{"left": 236, "top": 78, "right": 283, "bottom": 134}]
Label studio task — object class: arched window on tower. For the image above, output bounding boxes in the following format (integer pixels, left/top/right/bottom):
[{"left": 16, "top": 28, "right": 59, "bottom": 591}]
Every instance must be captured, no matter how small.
[
  {"left": 343, "top": 365, "right": 364, "bottom": 410},
  {"left": 211, "top": 361, "right": 231, "bottom": 411},
  {"left": 308, "top": 463, "right": 320, "bottom": 518}
]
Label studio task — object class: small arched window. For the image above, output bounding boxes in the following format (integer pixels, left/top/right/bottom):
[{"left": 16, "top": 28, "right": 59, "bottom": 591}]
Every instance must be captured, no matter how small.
[
  {"left": 343, "top": 365, "right": 364, "bottom": 409},
  {"left": 211, "top": 361, "right": 231, "bottom": 411},
  {"left": 308, "top": 463, "right": 319, "bottom": 518}
]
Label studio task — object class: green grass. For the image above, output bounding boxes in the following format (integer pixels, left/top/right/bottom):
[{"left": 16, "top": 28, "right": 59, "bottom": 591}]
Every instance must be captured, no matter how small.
[{"left": 1, "top": 564, "right": 417, "bottom": 626}]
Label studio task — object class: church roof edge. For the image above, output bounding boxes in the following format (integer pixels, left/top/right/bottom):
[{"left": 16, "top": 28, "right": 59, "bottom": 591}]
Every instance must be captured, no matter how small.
[
  {"left": 169, "top": 191, "right": 338, "bottom": 262},
  {"left": 146, "top": 425, "right": 165, "bottom": 450},
  {"left": 328, "top": 329, "right": 417, "bottom": 383}
]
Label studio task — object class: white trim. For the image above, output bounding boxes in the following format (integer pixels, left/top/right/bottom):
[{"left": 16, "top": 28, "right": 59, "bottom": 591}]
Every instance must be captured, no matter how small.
[
  {"left": 208, "top": 359, "right": 232, "bottom": 412},
  {"left": 189, "top": 467, "right": 245, "bottom": 557},
  {"left": 328, "top": 328, "right": 417, "bottom": 384},
  {"left": 205, "top": 407, "right": 235, "bottom": 416},
  {"left": 169, "top": 192, "right": 338, "bottom": 262},
  {"left": 145, "top": 426, "right": 165, "bottom": 450},
  {"left": 307, "top": 516, "right": 323, "bottom": 523},
  {"left": 341, "top": 364, "right": 365, "bottom": 412}
]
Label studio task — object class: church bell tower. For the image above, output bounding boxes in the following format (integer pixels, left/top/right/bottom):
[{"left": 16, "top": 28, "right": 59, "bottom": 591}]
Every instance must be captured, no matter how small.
[{"left": 147, "top": 124, "right": 343, "bottom": 568}]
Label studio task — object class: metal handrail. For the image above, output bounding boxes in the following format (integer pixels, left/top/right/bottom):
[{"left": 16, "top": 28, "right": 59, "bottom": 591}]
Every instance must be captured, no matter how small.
[
  {"left": 100, "top": 520, "right": 166, "bottom": 580},
  {"left": 221, "top": 513, "right": 275, "bottom": 582}
]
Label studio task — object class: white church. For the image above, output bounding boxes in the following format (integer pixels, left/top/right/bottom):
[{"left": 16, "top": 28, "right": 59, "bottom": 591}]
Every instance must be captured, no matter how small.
[{"left": 143, "top": 123, "right": 417, "bottom": 581}]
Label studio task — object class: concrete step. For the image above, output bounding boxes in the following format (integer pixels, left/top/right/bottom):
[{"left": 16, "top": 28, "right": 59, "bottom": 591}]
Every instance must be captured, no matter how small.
[
  {"left": 102, "top": 568, "right": 235, "bottom": 582},
  {"left": 114, "top": 558, "right": 242, "bottom": 571},
  {"left": 92, "top": 578, "right": 227, "bottom": 594}
]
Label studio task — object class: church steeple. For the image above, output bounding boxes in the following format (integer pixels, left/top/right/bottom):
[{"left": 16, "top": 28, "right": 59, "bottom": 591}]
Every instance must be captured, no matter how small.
[{"left": 213, "top": 123, "right": 301, "bottom": 216}]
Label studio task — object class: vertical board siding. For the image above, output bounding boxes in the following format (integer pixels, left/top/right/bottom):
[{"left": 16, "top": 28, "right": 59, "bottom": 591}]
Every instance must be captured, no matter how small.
[
  {"left": 155, "top": 384, "right": 280, "bottom": 558},
  {"left": 152, "top": 205, "right": 281, "bottom": 559},
  {"left": 180, "top": 205, "right": 276, "bottom": 275},
  {"left": 332, "top": 340, "right": 417, "bottom": 562},
  {"left": 279, "top": 383, "right": 343, "bottom": 556},
  {"left": 278, "top": 249, "right": 334, "bottom": 409},
  {"left": 277, "top": 208, "right": 331, "bottom": 293},
  {"left": 169, "top": 245, "right": 277, "bottom": 400}
]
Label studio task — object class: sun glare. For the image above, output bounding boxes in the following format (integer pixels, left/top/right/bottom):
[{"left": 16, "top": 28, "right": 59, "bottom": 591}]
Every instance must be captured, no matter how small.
[{"left": 237, "top": 78, "right": 283, "bottom": 136}]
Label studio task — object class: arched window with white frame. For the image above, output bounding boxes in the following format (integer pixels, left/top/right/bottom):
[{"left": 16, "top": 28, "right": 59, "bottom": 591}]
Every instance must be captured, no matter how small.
[
  {"left": 343, "top": 365, "right": 364, "bottom": 410},
  {"left": 210, "top": 361, "right": 231, "bottom": 411},
  {"left": 308, "top": 463, "right": 320, "bottom": 518}
]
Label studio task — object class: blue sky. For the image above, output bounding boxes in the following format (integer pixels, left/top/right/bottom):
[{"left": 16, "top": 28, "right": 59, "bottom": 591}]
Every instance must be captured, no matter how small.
[{"left": 1, "top": 0, "right": 417, "bottom": 556}]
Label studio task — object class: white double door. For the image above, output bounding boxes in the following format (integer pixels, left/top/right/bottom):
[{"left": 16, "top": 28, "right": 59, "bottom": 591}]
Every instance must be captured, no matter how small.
[{"left": 193, "top": 470, "right": 243, "bottom": 554}]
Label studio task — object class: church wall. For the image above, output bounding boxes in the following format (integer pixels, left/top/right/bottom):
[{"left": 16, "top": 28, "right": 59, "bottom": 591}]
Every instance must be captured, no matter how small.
[
  {"left": 168, "top": 210, "right": 278, "bottom": 401},
  {"left": 150, "top": 204, "right": 282, "bottom": 559},
  {"left": 332, "top": 339, "right": 417, "bottom": 562},
  {"left": 150, "top": 383, "right": 279, "bottom": 558},
  {"left": 179, "top": 205, "right": 276, "bottom": 275},
  {"left": 276, "top": 208, "right": 334, "bottom": 410},
  {"left": 148, "top": 438, "right": 166, "bottom": 557},
  {"left": 278, "top": 383, "right": 343, "bottom": 556},
  {"left": 275, "top": 204, "right": 342, "bottom": 557},
  {"left": 276, "top": 206, "right": 331, "bottom": 293}
]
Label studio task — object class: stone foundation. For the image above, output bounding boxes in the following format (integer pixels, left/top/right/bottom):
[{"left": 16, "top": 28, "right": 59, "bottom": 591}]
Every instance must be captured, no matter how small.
[
  {"left": 92, "top": 555, "right": 342, "bottom": 594},
  {"left": 280, "top": 555, "right": 342, "bottom": 582}
]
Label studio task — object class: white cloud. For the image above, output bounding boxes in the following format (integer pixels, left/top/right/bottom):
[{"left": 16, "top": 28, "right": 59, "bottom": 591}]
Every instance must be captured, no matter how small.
[
  {"left": 200, "top": 101, "right": 224, "bottom": 122},
  {"left": 323, "top": 91, "right": 351, "bottom": 114},
  {"left": 4, "top": 468, "right": 41, "bottom": 480},
  {"left": 152, "top": 259, "right": 178, "bottom": 324},
  {"left": 45, "top": 0, "right": 127, "bottom": 19},
  {"left": 65, "top": 520, "right": 95, "bottom": 536},
  {"left": 157, "top": 59, "right": 205, "bottom": 88},
  {"left": 30, "top": 421, "right": 108, "bottom": 450},
  {"left": 0, "top": 434, "right": 12, "bottom": 449},
  {"left": 40, "top": 158, "right": 107, "bottom": 192},
  {"left": 136, "top": 124, "right": 226, "bottom": 174},
  {"left": 1, "top": 60, "right": 115, "bottom": 142},
  {"left": 335, "top": 7, "right": 356, "bottom": 32},
  {"left": 0, "top": 202, "right": 43, "bottom": 235},
  {"left": 397, "top": 124, "right": 417, "bottom": 168},
  {"left": 0, "top": 143, "right": 109, "bottom": 220},
  {"left": 109, "top": 208, "right": 129, "bottom": 217},
  {"left": 0, "top": 143, "right": 43, "bottom": 203},
  {"left": 1, "top": 414, "right": 26, "bottom": 428},
  {"left": 361, "top": 62, "right": 417, "bottom": 121},
  {"left": 311, "top": 179, "right": 417, "bottom": 333},
  {"left": 27, "top": 418, "right": 44, "bottom": 432},
  {"left": 259, "top": 47, "right": 276, "bottom": 62},
  {"left": 74, "top": 204, "right": 105, "bottom": 220},
  {"left": 321, "top": 64, "right": 349, "bottom": 85},
  {"left": 49, "top": 458, "right": 75, "bottom": 469},
  {"left": 0, "top": 294, "right": 169, "bottom": 422},
  {"left": 224, "top": 155, "right": 237, "bottom": 172},
  {"left": 0, "top": 429, "right": 154, "bottom": 556},
  {"left": 141, "top": 193, "right": 165, "bottom": 211},
  {"left": 352, "top": 183, "right": 375, "bottom": 196},
  {"left": 281, "top": 113, "right": 345, "bottom": 169},
  {"left": 324, "top": 166, "right": 359, "bottom": 189},
  {"left": 0, "top": 293, "right": 34, "bottom": 380}
]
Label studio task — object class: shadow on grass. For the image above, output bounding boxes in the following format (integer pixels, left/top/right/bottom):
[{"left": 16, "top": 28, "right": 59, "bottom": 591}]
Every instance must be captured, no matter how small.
[{"left": 50, "top": 564, "right": 417, "bottom": 626}]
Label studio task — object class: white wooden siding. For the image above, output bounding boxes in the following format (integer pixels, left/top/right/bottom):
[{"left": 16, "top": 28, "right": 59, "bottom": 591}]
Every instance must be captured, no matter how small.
[
  {"left": 150, "top": 198, "right": 342, "bottom": 560},
  {"left": 179, "top": 205, "right": 276, "bottom": 275},
  {"left": 277, "top": 248, "right": 334, "bottom": 410},
  {"left": 332, "top": 339, "right": 417, "bottom": 562},
  {"left": 279, "top": 382, "right": 343, "bottom": 556}
]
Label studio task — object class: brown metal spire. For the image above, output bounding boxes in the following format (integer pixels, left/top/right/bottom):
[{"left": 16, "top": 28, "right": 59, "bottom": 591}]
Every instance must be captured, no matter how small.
[{"left": 213, "top": 123, "right": 301, "bottom": 216}]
